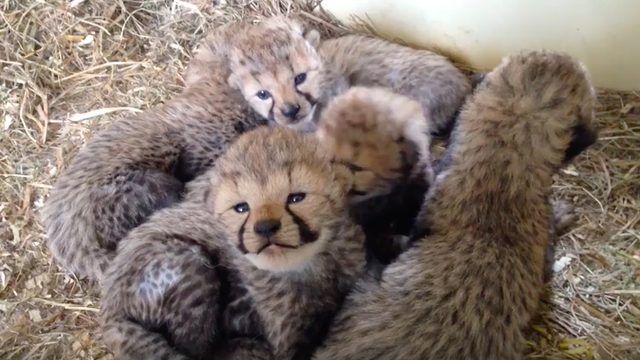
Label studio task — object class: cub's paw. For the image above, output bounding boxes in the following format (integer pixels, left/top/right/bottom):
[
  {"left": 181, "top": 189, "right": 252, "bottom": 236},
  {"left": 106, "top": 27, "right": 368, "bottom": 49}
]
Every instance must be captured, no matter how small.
[
  {"left": 551, "top": 199, "right": 577, "bottom": 235},
  {"left": 316, "top": 86, "right": 433, "bottom": 201}
]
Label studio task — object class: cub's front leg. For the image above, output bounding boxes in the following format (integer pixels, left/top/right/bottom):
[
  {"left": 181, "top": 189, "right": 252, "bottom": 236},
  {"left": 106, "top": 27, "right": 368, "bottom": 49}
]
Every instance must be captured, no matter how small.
[{"left": 315, "top": 86, "right": 433, "bottom": 268}]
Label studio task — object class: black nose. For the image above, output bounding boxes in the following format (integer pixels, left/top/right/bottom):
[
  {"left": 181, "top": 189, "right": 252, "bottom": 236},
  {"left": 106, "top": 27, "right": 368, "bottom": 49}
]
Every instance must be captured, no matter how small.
[
  {"left": 253, "top": 219, "right": 282, "bottom": 237},
  {"left": 281, "top": 103, "right": 301, "bottom": 119}
]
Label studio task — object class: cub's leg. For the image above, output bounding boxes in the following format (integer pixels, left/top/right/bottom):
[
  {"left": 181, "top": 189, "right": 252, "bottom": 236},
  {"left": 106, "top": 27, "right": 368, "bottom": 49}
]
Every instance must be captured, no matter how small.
[
  {"left": 544, "top": 199, "right": 578, "bottom": 284},
  {"left": 315, "top": 86, "right": 432, "bottom": 267},
  {"left": 101, "top": 229, "right": 221, "bottom": 360}
]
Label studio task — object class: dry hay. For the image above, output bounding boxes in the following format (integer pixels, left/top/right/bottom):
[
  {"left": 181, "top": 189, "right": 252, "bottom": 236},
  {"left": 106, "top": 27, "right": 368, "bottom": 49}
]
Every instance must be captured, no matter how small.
[{"left": 0, "top": 0, "right": 638, "bottom": 359}]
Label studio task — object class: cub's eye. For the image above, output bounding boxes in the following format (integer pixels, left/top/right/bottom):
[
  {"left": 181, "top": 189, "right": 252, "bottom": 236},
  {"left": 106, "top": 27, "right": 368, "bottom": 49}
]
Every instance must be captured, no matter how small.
[
  {"left": 233, "top": 202, "right": 250, "bottom": 213},
  {"left": 287, "top": 193, "right": 306, "bottom": 204},
  {"left": 294, "top": 73, "right": 307, "bottom": 86},
  {"left": 256, "top": 90, "right": 271, "bottom": 100}
]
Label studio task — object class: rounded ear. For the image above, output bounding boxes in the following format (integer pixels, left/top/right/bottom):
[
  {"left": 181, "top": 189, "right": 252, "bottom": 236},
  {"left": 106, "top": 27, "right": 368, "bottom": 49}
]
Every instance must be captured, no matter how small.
[
  {"left": 227, "top": 73, "right": 240, "bottom": 90},
  {"left": 331, "top": 161, "right": 356, "bottom": 196},
  {"left": 203, "top": 172, "right": 221, "bottom": 214},
  {"left": 304, "top": 28, "right": 321, "bottom": 48}
]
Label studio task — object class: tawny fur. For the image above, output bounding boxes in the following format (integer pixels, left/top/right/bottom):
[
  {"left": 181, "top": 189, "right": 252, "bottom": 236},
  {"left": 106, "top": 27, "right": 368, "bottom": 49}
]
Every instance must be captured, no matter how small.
[
  {"left": 100, "top": 127, "right": 367, "bottom": 360},
  {"left": 187, "top": 17, "right": 323, "bottom": 133},
  {"left": 318, "top": 34, "right": 471, "bottom": 136},
  {"left": 99, "top": 87, "right": 459, "bottom": 360},
  {"left": 188, "top": 18, "right": 471, "bottom": 136},
  {"left": 41, "top": 18, "right": 325, "bottom": 282},
  {"left": 311, "top": 49, "right": 599, "bottom": 360},
  {"left": 316, "top": 86, "right": 578, "bottom": 272},
  {"left": 316, "top": 86, "right": 433, "bottom": 266}
]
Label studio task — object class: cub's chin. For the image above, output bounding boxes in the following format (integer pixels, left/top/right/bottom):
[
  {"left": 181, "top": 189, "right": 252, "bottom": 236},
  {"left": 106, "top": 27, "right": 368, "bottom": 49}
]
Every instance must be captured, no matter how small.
[{"left": 245, "top": 232, "right": 329, "bottom": 273}]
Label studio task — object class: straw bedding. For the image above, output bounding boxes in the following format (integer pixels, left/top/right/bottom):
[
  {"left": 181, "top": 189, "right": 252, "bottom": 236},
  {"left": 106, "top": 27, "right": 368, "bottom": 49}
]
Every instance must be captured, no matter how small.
[{"left": 0, "top": 1, "right": 638, "bottom": 359}]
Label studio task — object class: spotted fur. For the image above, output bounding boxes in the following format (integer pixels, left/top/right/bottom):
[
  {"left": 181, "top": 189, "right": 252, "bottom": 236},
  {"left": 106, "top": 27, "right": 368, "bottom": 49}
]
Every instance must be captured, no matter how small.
[
  {"left": 318, "top": 34, "right": 471, "bottom": 137},
  {"left": 100, "top": 126, "right": 367, "bottom": 360},
  {"left": 311, "top": 49, "right": 599, "bottom": 360},
  {"left": 41, "top": 18, "right": 326, "bottom": 282},
  {"left": 187, "top": 17, "right": 323, "bottom": 133}
]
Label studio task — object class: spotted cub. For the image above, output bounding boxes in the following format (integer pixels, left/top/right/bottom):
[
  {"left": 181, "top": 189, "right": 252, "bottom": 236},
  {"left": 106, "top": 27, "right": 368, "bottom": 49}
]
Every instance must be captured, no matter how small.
[
  {"left": 186, "top": 16, "right": 323, "bottom": 133},
  {"left": 99, "top": 84, "right": 451, "bottom": 360},
  {"left": 41, "top": 17, "right": 325, "bottom": 282},
  {"left": 100, "top": 126, "right": 364, "bottom": 360},
  {"left": 187, "top": 17, "right": 471, "bottom": 136}
]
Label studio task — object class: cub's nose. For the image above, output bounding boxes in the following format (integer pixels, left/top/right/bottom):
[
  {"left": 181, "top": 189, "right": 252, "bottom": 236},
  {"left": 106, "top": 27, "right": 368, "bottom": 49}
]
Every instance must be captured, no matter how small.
[
  {"left": 281, "top": 103, "right": 301, "bottom": 119},
  {"left": 253, "top": 219, "right": 282, "bottom": 237}
]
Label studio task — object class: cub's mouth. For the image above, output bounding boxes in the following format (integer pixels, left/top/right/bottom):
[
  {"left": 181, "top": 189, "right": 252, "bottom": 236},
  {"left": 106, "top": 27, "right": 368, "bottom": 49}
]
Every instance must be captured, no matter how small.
[
  {"left": 256, "top": 242, "right": 299, "bottom": 255},
  {"left": 274, "top": 106, "right": 318, "bottom": 132}
]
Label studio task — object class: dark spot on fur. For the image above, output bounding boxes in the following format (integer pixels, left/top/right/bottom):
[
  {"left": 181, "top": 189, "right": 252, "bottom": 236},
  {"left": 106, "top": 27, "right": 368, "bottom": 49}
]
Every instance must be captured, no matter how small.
[
  {"left": 233, "top": 122, "right": 246, "bottom": 134},
  {"left": 450, "top": 310, "right": 459, "bottom": 325}
]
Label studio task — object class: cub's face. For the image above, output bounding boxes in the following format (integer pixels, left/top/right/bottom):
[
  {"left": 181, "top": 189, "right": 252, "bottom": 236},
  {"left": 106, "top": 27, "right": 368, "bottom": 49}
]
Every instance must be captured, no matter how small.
[
  {"left": 208, "top": 127, "right": 352, "bottom": 272},
  {"left": 228, "top": 17, "right": 323, "bottom": 133}
]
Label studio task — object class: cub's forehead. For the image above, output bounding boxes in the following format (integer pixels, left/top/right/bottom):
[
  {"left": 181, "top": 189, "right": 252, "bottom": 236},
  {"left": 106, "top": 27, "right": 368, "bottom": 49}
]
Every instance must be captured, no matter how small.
[
  {"left": 232, "top": 32, "right": 320, "bottom": 73},
  {"left": 217, "top": 129, "right": 329, "bottom": 176},
  {"left": 216, "top": 158, "right": 331, "bottom": 193}
]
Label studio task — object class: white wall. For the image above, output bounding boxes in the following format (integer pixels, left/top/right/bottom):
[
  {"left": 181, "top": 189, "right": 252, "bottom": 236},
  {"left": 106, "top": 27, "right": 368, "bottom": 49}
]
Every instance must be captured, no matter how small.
[{"left": 321, "top": 0, "right": 640, "bottom": 91}]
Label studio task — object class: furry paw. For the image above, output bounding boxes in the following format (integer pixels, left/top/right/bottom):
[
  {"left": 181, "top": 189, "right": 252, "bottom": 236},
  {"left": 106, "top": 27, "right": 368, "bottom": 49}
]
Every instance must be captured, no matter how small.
[
  {"left": 551, "top": 199, "right": 577, "bottom": 235},
  {"left": 316, "top": 86, "right": 433, "bottom": 199}
]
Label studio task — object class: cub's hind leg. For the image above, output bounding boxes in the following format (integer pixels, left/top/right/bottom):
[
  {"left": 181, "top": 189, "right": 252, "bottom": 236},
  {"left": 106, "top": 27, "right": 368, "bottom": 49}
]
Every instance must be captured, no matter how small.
[{"left": 101, "top": 231, "right": 222, "bottom": 360}]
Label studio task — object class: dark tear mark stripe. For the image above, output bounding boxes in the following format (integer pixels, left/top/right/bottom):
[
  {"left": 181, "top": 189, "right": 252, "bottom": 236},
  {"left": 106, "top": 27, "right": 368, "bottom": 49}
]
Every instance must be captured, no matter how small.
[
  {"left": 285, "top": 205, "right": 319, "bottom": 244},
  {"left": 268, "top": 99, "right": 275, "bottom": 121},
  {"left": 296, "top": 89, "right": 317, "bottom": 106},
  {"left": 237, "top": 216, "right": 249, "bottom": 254}
]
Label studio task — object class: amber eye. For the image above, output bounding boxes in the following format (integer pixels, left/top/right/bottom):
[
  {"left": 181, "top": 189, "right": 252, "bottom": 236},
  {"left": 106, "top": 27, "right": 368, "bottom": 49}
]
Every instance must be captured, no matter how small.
[
  {"left": 294, "top": 73, "right": 306, "bottom": 86},
  {"left": 233, "top": 202, "right": 250, "bottom": 213},
  {"left": 287, "top": 193, "right": 306, "bottom": 204},
  {"left": 256, "top": 90, "right": 271, "bottom": 100}
]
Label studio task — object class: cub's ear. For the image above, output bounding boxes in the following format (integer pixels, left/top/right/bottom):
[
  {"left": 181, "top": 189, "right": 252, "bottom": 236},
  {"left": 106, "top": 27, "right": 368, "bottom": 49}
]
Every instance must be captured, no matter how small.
[
  {"left": 562, "top": 120, "right": 598, "bottom": 164},
  {"left": 470, "top": 70, "right": 488, "bottom": 90},
  {"left": 227, "top": 73, "right": 240, "bottom": 90},
  {"left": 331, "top": 161, "right": 356, "bottom": 194},
  {"left": 303, "top": 28, "right": 321, "bottom": 48},
  {"left": 288, "top": 17, "right": 321, "bottom": 48},
  {"left": 262, "top": 16, "right": 322, "bottom": 48}
]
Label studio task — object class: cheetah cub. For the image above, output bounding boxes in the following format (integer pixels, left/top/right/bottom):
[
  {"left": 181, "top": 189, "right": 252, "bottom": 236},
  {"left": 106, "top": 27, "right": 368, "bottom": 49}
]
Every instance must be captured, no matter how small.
[
  {"left": 187, "top": 17, "right": 471, "bottom": 136},
  {"left": 100, "top": 126, "right": 366, "bottom": 360},
  {"left": 99, "top": 86, "right": 443, "bottom": 360},
  {"left": 186, "top": 16, "right": 323, "bottom": 133},
  {"left": 311, "top": 49, "right": 599, "bottom": 360},
  {"left": 41, "top": 17, "right": 324, "bottom": 282}
]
